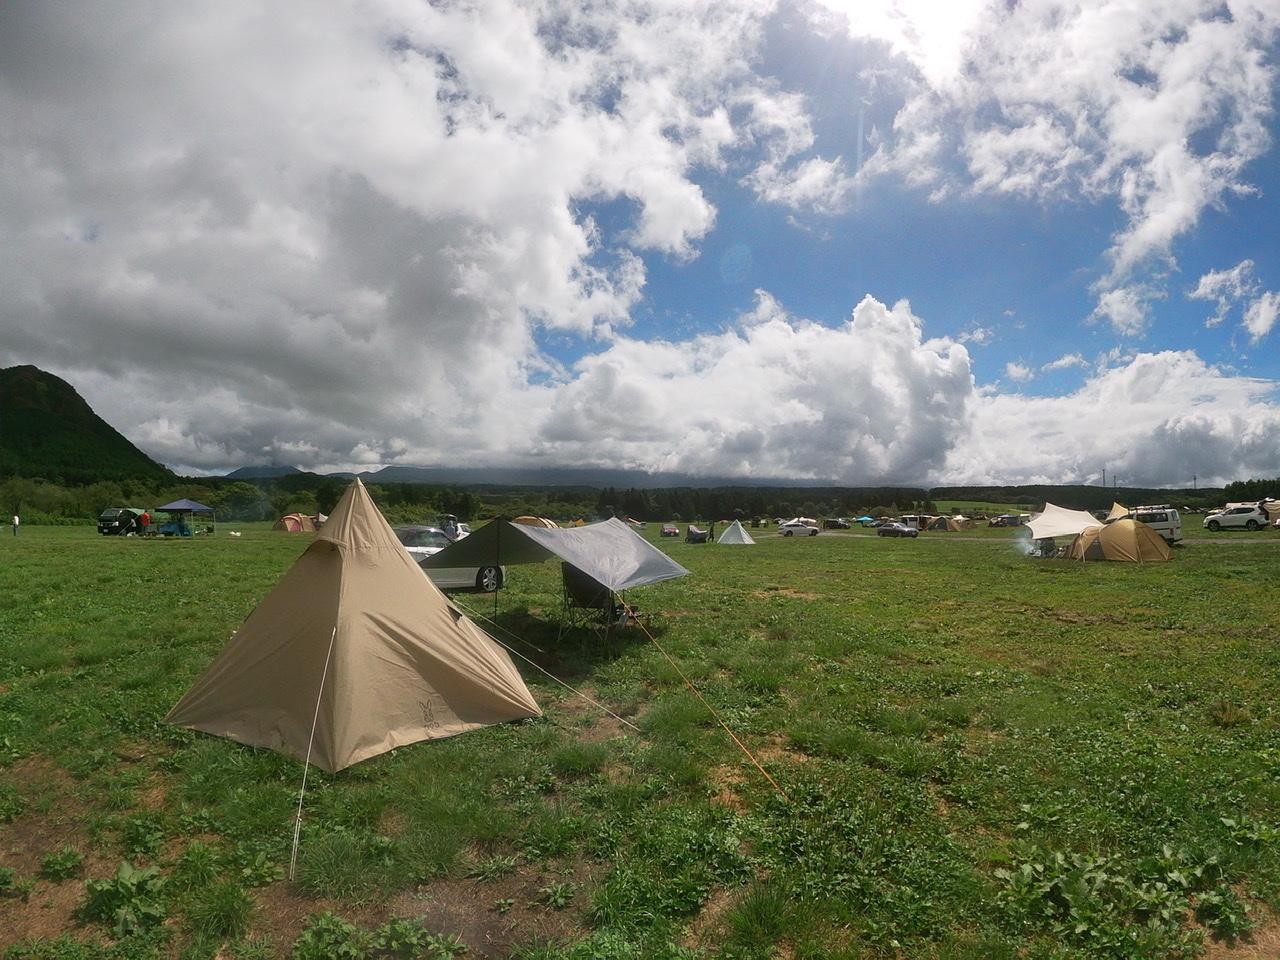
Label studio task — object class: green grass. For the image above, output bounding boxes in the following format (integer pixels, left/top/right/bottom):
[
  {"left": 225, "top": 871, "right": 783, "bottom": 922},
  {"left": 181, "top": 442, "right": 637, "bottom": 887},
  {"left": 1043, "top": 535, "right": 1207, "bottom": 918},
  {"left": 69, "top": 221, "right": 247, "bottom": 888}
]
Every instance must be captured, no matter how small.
[
  {"left": 933, "top": 499, "right": 1035, "bottom": 515},
  {"left": 1, "top": 523, "right": 1279, "bottom": 957}
]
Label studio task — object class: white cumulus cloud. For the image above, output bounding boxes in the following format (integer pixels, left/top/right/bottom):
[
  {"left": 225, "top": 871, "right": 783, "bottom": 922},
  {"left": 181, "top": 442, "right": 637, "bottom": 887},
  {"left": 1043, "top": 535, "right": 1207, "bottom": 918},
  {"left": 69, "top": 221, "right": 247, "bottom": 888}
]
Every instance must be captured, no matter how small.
[
  {"left": 821, "top": 0, "right": 1280, "bottom": 335},
  {"left": 532, "top": 293, "right": 974, "bottom": 482},
  {"left": 1042, "top": 353, "right": 1087, "bottom": 371},
  {"left": 1005, "top": 361, "right": 1034, "bottom": 383},
  {"left": 0, "top": 0, "right": 800, "bottom": 472},
  {"left": 1245, "top": 291, "right": 1280, "bottom": 343},
  {"left": 952, "top": 350, "right": 1280, "bottom": 486},
  {"left": 1189, "top": 259, "right": 1259, "bottom": 326}
]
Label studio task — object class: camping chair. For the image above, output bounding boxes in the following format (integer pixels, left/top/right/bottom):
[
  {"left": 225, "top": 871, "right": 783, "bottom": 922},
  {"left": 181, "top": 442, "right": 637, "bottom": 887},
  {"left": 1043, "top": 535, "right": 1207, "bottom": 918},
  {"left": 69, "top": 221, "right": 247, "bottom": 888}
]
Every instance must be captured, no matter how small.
[{"left": 558, "top": 562, "right": 634, "bottom": 648}]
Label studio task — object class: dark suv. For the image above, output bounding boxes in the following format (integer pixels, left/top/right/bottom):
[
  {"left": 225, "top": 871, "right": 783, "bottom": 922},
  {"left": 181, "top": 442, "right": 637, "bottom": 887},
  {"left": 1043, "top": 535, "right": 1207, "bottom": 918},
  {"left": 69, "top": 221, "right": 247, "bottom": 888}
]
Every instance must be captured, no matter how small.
[{"left": 98, "top": 507, "right": 143, "bottom": 536}]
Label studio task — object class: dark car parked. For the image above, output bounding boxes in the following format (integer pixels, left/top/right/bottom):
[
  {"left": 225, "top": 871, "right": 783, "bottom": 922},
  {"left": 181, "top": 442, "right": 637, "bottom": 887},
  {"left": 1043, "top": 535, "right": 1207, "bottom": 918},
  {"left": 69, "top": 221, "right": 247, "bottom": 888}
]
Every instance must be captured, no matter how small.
[
  {"left": 876, "top": 521, "right": 919, "bottom": 538},
  {"left": 98, "top": 507, "right": 143, "bottom": 536}
]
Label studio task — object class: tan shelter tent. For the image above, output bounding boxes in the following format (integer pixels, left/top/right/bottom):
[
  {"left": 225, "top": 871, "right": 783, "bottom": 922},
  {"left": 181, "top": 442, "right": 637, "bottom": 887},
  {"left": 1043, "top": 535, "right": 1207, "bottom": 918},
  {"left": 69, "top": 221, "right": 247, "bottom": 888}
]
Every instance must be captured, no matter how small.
[
  {"left": 273, "top": 513, "right": 317, "bottom": 533},
  {"left": 1106, "top": 502, "right": 1130, "bottom": 522},
  {"left": 512, "top": 516, "right": 559, "bottom": 529},
  {"left": 717, "top": 519, "right": 755, "bottom": 544},
  {"left": 927, "top": 516, "right": 970, "bottom": 532},
  {"left": 1066, "top": 519, "right": 1172, "bottom": 562},
  {"left": 166, "top": 479, "right": 541, "bottom": 772}
]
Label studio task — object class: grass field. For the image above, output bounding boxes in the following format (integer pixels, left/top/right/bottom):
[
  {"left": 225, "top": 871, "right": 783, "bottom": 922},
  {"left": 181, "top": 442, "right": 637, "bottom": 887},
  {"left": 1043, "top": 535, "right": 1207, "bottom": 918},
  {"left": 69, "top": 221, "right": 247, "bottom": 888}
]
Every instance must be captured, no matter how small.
[
  {"left": 2, "top": 521, "right": 1279, "bottom": 959},
  {"left": 931, "top": 500, "right": 1035, "bottom": 516}
]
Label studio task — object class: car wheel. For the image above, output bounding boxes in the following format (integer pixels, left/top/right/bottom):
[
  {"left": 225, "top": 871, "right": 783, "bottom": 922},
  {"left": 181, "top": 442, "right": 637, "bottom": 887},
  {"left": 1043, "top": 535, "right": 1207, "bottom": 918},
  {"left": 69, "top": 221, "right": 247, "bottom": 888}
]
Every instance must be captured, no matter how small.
[
  {"left": 1207, "top": 520, "right": 1220, "bottom": 531},
  {"left": 784, "top": 529, "right": 792, "bottom": 536},
  {"left": 1246, "top": 519, "right": 1259, "bottom": 531},
  {"left": 476, "top": 566, "right": 503, "bottom": 592}
]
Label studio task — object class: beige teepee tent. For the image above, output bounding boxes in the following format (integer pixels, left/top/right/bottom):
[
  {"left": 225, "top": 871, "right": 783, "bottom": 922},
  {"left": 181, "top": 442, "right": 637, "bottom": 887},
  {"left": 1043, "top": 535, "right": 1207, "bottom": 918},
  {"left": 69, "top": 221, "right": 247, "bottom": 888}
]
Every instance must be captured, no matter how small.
[
  {"left": 1106, "top": 502, "right": 1130, "bottom": 522},
  {"left": 166, "top": 479, "right": 541, "bottom": 772}
]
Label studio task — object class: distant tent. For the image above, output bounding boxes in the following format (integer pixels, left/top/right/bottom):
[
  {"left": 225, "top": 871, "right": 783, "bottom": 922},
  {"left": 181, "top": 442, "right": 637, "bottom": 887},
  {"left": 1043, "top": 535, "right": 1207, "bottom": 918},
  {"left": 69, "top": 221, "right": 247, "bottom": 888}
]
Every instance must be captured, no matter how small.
[
  {"left": 1106, "top": 501, "right": 1130, "bottom": 522},
  {"left": 717, "top": 520, "right": 755, "bottom": 545},
  {"left": 1027, "top": 503, "right": 1104, "bottom": 541},
  {"left": 855, "top": 515, "right": 875, "bottom": 524},
  {"left": 273, "top": 513, "right": 317, "bottom": 533},
  {"left": 1261, "top": 500, "right": 1280, "bottom": 524},
  {"left": 166, "top": 479, "right": 541, "bottom": 773},
  {"left": 927, "top": 516, "right": 969, "bottom": 532},
  {"left": 1066, "top": 519, "right": 1172, "bottom": 563},
  {"left": 624, "top": 517, "right": 646, "bottom": 528},
  {"left": 512, "top": 516, "right": 559, "bottom": 529}
]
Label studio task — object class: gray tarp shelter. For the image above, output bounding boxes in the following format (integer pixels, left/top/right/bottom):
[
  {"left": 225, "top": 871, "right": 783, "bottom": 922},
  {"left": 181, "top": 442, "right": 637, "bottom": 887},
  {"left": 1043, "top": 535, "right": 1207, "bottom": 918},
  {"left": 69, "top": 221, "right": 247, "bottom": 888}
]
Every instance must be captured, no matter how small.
[{"left": 422, "top": 516, "right": 689, "bottom": 592}]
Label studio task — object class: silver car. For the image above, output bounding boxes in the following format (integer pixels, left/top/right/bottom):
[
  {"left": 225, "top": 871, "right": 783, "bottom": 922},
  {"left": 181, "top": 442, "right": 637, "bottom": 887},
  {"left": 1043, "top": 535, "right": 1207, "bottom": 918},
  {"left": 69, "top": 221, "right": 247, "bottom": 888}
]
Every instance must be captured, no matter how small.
[{"left": 394, "top": 525, "right": 504, "bottom": 592}]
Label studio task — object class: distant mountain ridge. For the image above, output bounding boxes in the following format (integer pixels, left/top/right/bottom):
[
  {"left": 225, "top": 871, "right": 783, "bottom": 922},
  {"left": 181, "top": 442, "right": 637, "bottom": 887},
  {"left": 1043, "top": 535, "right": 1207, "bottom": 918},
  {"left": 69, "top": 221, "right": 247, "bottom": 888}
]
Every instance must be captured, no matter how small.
[
  {"left": 224, "top": 465, "right": 303, "bottom": 479},
  {"left": 0, "top": 365, "right": 173, "bottom": 484},
  {"left": 344, "top": 464, "right": 842, "bottom": 488}
]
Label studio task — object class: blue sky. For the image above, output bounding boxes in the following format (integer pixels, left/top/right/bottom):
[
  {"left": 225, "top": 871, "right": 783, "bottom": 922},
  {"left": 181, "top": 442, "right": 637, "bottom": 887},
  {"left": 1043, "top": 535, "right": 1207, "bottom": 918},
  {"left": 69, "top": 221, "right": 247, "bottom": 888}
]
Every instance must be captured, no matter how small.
[{"left": 2, "top": 0, "right": 1278, "bottom": 484}]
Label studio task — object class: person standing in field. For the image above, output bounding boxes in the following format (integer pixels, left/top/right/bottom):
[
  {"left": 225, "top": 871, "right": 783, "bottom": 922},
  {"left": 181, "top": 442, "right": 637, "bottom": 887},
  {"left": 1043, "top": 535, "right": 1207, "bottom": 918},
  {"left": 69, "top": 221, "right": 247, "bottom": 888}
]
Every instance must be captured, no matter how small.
[
  {"left": 140, "top": 510, "right": 151, "bottom": 537},
  {"left": 11, "top": 515, "right": 18, "bottom": 536}
]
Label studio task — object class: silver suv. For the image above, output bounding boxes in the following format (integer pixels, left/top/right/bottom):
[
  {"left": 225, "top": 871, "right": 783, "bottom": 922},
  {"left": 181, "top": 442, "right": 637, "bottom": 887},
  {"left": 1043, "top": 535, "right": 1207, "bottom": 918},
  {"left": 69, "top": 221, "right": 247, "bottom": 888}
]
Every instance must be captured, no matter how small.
[{"left": 1204, "top": 504, "right": 1266, "bottom": 532}]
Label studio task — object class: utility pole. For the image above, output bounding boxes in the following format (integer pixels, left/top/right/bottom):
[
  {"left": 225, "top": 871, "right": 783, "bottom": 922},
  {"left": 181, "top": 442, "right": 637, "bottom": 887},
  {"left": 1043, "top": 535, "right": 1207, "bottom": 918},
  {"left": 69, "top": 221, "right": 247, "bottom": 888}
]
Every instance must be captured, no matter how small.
[
  {"left": 1102, "top": 466, "right": 1106, "bottom": 487},
  {"left": 1193, "top": 474, "right": 1197, "bottom": 490}
]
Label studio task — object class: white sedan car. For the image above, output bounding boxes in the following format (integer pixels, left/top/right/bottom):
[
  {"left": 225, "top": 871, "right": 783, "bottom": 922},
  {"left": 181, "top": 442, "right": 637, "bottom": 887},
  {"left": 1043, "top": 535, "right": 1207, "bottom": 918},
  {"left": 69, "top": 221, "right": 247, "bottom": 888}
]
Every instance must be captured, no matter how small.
[
  {"left": 778, "top": 519, "right": 819, "bottom": 537},
  {"left": 394, "top": 525, "right": 504, "bottom": 592}
]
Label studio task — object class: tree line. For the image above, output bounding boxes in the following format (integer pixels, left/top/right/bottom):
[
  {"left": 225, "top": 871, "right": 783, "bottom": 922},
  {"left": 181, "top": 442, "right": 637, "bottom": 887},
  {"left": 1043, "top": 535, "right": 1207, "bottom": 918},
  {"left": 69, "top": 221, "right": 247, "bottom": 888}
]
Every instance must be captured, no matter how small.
[{"left": 4, "top": 472, "right": 1273, "bottom": 526}]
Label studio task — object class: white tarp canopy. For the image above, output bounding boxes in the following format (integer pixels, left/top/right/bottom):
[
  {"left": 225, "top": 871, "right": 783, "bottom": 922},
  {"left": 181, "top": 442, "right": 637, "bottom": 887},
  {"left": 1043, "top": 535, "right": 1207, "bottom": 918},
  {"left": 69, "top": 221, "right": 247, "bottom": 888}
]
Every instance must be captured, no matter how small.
[
  {"left": 422, "top": 516, "right": 690, "bottom": 592},
  {"left": 1026, "top": 502, "right": 1104, "bottom": 540},
  {"left": 717, "top": 520, "right": 755, "bottom": 545}
]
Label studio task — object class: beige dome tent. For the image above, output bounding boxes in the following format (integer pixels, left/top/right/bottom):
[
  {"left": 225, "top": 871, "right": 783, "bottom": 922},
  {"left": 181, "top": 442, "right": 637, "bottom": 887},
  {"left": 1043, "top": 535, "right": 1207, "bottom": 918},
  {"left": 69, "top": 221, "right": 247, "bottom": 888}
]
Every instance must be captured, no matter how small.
[
  {"left": 166, "top": 479, "right": 541, "bottom": 772},
  {"left": 273, "top": 513, "right": 317, "bottom": 533},
  {"left": 513, "top": 516, "right": 559, "bottom": 529},
  {"left": 1066, "top": 519, "right": 1172, "bottom": 563},
  {"left": 717, "top": 519, "right": 755, "bottom": 544},
  {"left": 928, "top": 516, "right": 970, "bottom": 532}
]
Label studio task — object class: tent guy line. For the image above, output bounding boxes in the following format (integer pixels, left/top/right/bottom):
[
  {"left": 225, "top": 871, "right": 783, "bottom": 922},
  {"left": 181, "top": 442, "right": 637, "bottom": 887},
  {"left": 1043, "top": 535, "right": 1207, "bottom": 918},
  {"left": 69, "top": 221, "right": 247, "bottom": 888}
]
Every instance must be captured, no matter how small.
[
  {"left": 289, "top": 624, "right": 338, "bottom": 881},
  {"left": 621, "top": 597, "right": 789, "bottom": 802},
  {"left": 453, "top": 598, "right": 640, "bottom": 733}
]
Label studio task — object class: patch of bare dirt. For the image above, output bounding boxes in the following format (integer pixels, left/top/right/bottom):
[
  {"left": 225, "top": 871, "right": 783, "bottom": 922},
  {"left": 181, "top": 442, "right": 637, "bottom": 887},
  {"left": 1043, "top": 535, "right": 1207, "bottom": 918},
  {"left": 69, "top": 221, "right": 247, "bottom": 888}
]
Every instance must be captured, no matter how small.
[
  {"left": 1050, "top": 610, "right": 1123, "bottom": 625},
  {"left": 0, "top": 759, "right": 116, "bottom": 948},
  {"left": 708, "top": 766, "right": 749, "bottom": 814},
  {"left": 1203, "top": 909, "right": 1280, "bottom": 958},
  {"left": 551, "top": 688, "right": 637, "bottom": 743},
  {"left": 249, "top": 883, "right": 388, "bottom": 949},
  {"left": 137, "top": 777, "right": 168, "bottom": 812},
  {"left": 682, "top": 884, "right": 738, "bottom": 949},
  {"left": 388, "top": 857, "right": 597, "bottom": 958},
  {"left": 752, "top": 588, "right": 820, "bottom": 600}
]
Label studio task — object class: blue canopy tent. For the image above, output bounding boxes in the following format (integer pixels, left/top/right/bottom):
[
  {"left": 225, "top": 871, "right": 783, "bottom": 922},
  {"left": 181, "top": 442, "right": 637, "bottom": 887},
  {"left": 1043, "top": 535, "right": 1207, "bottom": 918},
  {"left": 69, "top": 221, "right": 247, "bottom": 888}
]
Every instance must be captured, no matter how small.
[
  {"left": 156, "top": 499, "right": 216, "bottom": 537},
  {"left": 855, "top": 515, "right": 876, "bottom": 525}
]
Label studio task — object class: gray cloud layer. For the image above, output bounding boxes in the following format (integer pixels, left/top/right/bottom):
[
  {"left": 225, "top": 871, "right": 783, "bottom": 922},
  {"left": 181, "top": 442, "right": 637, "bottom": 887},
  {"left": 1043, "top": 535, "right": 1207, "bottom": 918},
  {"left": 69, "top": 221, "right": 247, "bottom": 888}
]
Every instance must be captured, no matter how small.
[{"left": 2, "top": 1, "right": 1277, "bottom": 485}]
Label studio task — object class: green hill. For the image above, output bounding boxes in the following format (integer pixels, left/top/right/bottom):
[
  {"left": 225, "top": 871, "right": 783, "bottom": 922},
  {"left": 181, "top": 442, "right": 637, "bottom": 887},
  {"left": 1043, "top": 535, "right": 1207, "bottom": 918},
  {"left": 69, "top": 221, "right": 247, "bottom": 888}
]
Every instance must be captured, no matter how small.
[{"left": 0, "top": 365, "right": 173, "bottom": 484}]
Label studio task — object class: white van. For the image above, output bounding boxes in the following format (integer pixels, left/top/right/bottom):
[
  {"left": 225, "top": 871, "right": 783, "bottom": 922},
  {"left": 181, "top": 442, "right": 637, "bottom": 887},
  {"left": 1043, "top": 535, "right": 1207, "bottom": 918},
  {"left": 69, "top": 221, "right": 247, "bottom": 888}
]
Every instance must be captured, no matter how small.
[{"left": 1113, "top": 504, "right": 1183, "bottom": 543}]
